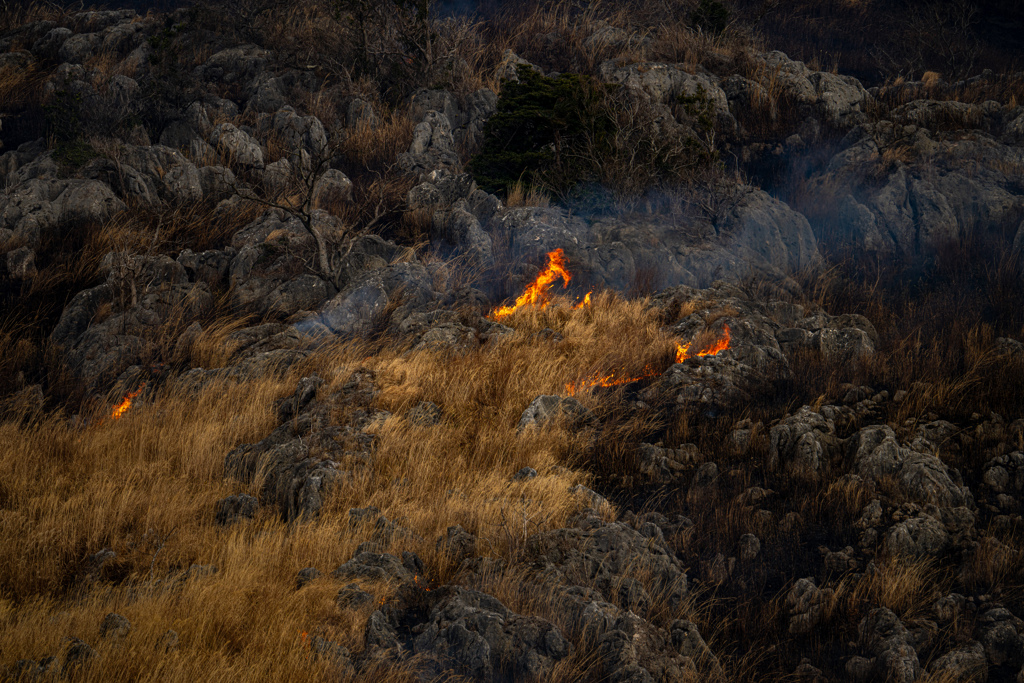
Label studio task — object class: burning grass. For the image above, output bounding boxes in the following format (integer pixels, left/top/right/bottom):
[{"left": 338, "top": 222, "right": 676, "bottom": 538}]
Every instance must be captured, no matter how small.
[{"left": 0, "top": 292, "right": 691, "bottom": 681}]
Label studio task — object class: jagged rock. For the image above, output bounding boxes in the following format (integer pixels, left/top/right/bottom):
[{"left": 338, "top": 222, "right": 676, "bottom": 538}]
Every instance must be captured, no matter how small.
[
  {"left": 738, "top": 534, "right": 761, "bottom": 562},
  {"left": 596, "top": 612, "right": 723, "bottom": 683},
  {"left": 296, "top": 567, "right": 320, "bottom": 588},
  {"left": 312, "top": 169, "right": 353, "bottom": 211},
  {"left": 99, "top": 612, "right": 131, "bottom": 640},
  {"left": 61, "top": 638, "right": 97, "bottom": 676},
  {"left": 159, "top": 120, "right": 214, "bottom": 161},
  {"left": 336, "top": 583, "right": 376, "bottom": 609},
  {"left": 333, "top": 552, "right": 415, "bottom": 582},
  {"left": 755, "top": 51, "right": 869, "bottom": 127},
  {"left": 196, "top": 45, "right": 272, "bottom": 85},
  {"left": 319, "top": 262, "right": 440, "bottom": 336},
  {"left": 517, "top": 395, "right": 597, "bottom": 433},
  {"left": 264, "top": 274, "right": 332, "bottom": 317},
  {"left": 50, "top": 254, "right": 213, "bottom": 385},
  {"left": 6, "top": 246, "right": 36, "bottom": 279},
  {"left": 210, "top": 122, "right": 265, "bottom": 169},
  {"left": 261, "top": 106, "right": 328, "bottom": 162},
  {"left": 199, "top": 165, "right": 237, "bottom": 201},
  {"left": 398, "top": 110, "right": 459, "bottom": 176},
  {"left": 431, "top": 204, "right": 494, "bottom": 264},
  {"left": 118, "top": 145, "right": 203, "bottom": 204},
  {"left": 769, "top": 406, "right": 839, "bottom": 481},
  {"left": 857, "top": 608, "right": 921, "bottom": 683},
  {"left": 786, "top": 578, "right": 833, "bottom": 634},
  {"left": 512, "top": 466, "right": 538, "bottom": 481},
  {"left": 885, "top": 513, "right": 949, "bottom": 557},
  {"left": 367, "top": 584, "right": 570, "bottom": 680},
  {"left": 32, "top": 27, "right": 72, "bottom": 60},
  {"left": 527, "top": 515, "right": 688, "bottom": 615},
  {"left": 436, "top": 525, "right": 477, "bottom": 562},
  {"left": 848, "top": 425, "right": 973, "bottom": 508},
  {"left": 215, "top": 494, "right": 259, "bottom": 525},
  {"left": 975, "top": 605, "right": 1024, "bottom": 668},
  {"left": 929, "top": 641, "right": 988, "bottom": 682},
  {"left": 636, "top": 442, "right": 699, "bottom": 483}
]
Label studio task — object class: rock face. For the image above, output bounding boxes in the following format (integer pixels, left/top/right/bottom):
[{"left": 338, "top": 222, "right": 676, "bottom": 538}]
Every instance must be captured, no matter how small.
[
  {"left": 488, "top": 188, "right": 821, "bottom": 294},
  {"left": 223, "top": 373, "right": 382, "bottom": 518},
  {"left": 363, "top": 583, "right": 571, "bottom": 681},
  {"left": 805, "top": 114, "right": 1024, "bottom": 257}
]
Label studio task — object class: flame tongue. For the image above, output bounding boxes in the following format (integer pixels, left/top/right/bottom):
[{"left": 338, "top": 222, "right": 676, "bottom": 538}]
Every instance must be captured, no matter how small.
[
  {"left": 676, "top": 325, "right": 731, "bottom": 363},
  {"left": 566, "top": 325, "right": 732, "bottom": 396},
  {"left": 491, "top": 249, "right": 571, "bottom": 320},
  {"left": 111, "top": 383, "right": 146, "bottom": 420}
]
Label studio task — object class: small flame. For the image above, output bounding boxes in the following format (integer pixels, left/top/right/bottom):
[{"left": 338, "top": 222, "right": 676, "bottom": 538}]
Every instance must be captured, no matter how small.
[
  {"left": 565, "top": 325, "right": 732, "bottom": 396},
  {"left": 676, "top": 324, "right": 731, "bottom": 363},
  {"left": 414, "top": 574, "right": 432, "bottom": 591},
  {"left": 574, "top": 292, "right": 592, "bottom": 310},
  {"left": 299, "top": 631, "right": 309, "bottom": 649},
  {"left": 111, "top": 383, "right": 146, "bottom": 420},
  {"left": 491, "top": 249, "right": 571, "bottom": 320}
]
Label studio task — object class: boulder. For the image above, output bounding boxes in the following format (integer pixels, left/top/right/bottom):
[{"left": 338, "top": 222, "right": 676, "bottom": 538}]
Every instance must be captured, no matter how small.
[{"left": 210, "top": 122, "right": 265, "bottom": 169}]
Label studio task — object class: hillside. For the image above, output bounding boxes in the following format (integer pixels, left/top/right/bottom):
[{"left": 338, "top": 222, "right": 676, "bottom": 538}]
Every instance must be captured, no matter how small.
[{"left": 2, "top": 1, "right": 1024, "bottom": 681}]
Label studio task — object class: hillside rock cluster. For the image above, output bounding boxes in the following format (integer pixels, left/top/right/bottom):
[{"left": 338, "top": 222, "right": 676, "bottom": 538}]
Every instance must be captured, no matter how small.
[{"left": 3, "top": 5, "right": 1024, "bottom": 682}]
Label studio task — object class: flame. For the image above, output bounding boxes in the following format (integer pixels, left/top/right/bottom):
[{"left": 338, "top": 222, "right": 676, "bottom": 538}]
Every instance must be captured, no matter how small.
[
  {"left": 490, "top": 249, "right": 571, "bottom": 320},
  {"left": 574, "top": 292, "right": 592, "bottom": 310},
  {"left": 565, "top": 325, "right": 732, "bottom": 396},
  {"left": 414, "top": 574, "right": 432, "bottom": 591},
  {"left": 111, "top": 383, "right": 146, "bottom": 420},
  {"left": 299, "top": 631, "right": 309, "bottom": 649},
  {"left": 675, "top": 325, "right": 731, "bottom": 363}
]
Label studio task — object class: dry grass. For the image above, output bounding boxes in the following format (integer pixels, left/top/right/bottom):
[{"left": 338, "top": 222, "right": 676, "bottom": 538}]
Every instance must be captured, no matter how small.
[
  {"left": 340, "top": 113, "right": 416, "bottom": 176},
  {"left": 504, "top": 181, "right": 550, "bottom": 208},
  {"left": 0, "top": 292, "right": 701, "bottom": 680}
]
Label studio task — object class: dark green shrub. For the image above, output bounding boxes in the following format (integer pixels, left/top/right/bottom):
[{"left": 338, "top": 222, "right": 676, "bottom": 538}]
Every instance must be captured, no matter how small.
[
  {"left": 469, "top": 66, "right": 617, "bottom": 196},
  {"left": 692, "top": 0, "right": 730, "bottom": 35}
]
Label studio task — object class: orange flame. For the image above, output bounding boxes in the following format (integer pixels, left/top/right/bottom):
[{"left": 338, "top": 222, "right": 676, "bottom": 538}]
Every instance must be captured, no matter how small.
[
  {"left": 490, "top": 249, "right": 571, "bottom": 320},
  {"left": 111, "top": 383, "right": 146, "bottom": 420},
  {"left": 574, "top": 291, "right": 592, "bottom": 310},
  {"left": 565, "top": 325, "right": 732, "bottom": 396},
  {"left": 675, "top": 325, "right": 731, "bottom": 363}
]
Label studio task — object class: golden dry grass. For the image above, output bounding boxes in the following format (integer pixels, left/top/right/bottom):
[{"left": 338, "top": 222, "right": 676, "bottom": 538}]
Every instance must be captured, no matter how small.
[{"left": 0, "top": 292, "right": 705, "bottom": 680}]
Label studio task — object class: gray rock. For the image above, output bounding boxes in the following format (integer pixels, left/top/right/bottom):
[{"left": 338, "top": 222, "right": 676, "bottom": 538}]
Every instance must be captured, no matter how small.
[
  {"left": 61, "top": 638, "right": 97, "bottom": 676},
  {"left": 296, "top": 566, "right": 320, "bottom": 588},
  {"left": 262, "top": 106, "right": 328, "bottom": 163},
  {"left": 787, "top": 578, "right": 832, "bottom": 634},
  {"left": 32, "top": 27, "right": 72, "bottom": 60},
  {"left": 517, "top": 395, "right": 597, "bottom": 433},
  {"left": 333, "top": 552, "right": 415, "bottom": 583},
  {"left": 264, "top": 274, "right": 331, "bottom": 317},
  {"left": 436, "top": 525, "right": 477, "bottom": 562},
  {"left": 215, "top": 494, "right": 259, "bottom": 525},
  {"left": 99, "top": 612, "right": 131, "bottom": 640},
  {"left": 769, "top": 406, "right": 838, "bottom": 481},
  {"left": 738, "top": 534, "right": 761, "bottom": 562},
  {"left": 210, "top": 122, "right": 265, "bottom": 169},
  {"left": 336, "top": 583, "right": 376, "bottom": 609},
  {"left": 312, "top": 169, "right": 353, "bottom": 210},
  {"left": 408, "top": 586, "right": 571, "bottom": 679},
  {"left": 6, "top": 246, "right": 36, "bottom": 279},
  {"left": 929, "top": 641, "right": 987, "bottom": 682},
  {"left": 512, "top": 466, "right": 538, "bottom": 482},
  {"left": 59, "top": 32, "right": 101, "bottom": 63},
  {"left": 319, "top": 263, "right": 440, "bottom": 336},
  {"left": 858, "top": 608, "right": 920, "bottom": 683},
  {"left": 885, "top": 513, "right": 949, "bottom": 557},
  {"left": 398, "top": 110, "right": 459, "bottom": 176},
  {"left": 976, "top": 605, "right": 1024, "bottom": 668}
]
